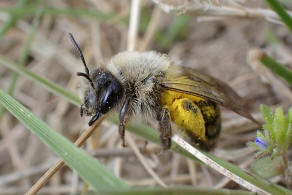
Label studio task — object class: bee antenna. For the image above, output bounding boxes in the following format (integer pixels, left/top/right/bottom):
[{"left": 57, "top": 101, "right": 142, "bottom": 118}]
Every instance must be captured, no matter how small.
[
  {"left": 68, "top": 33, "right": 90, "bottom": 76},
  {"left": 77, "top": 72, "right": 95, "bottom": 89}
]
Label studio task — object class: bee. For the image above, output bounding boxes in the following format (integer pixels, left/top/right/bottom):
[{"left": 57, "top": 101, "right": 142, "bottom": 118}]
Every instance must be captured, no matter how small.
[{"left": 69, "top": 33, "right": 258, "bottom": 151}]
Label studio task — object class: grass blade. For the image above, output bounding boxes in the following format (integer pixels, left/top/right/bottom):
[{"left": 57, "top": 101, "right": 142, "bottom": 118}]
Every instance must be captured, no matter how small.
[
  {"left": 94, "top": 187, "right": 254, "bottom": 195},
  {"left": 265, "top": 0, "right": 292, "bottom": 33},
  {"left": 260, "top": 53, "right": 292, "bottom": 86},
  {"left": 0, "top": 6, "right": 114, "bottom": 21},
  {"left": 0, "top": 0, "right": 31, "bottom": 40},
  {"left": 0, "top": 89, "right": 127, "bottom": 190},
  {"left": 173, "top": 135, "right": 290, "bottom": 194},
  {"left": 0, "top": 56, "right": 81, "bottom": 106},
  {"left": 0, "top": 3, "right": 43, "bottom": 122}
]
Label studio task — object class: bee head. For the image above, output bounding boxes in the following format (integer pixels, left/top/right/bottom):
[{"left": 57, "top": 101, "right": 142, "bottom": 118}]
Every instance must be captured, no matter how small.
[
  {"left": 83, "top": 69, "right": 124, "bottom": 116},
  {"left": 69, "top": 33, "right": 123, "bottom": 126}
]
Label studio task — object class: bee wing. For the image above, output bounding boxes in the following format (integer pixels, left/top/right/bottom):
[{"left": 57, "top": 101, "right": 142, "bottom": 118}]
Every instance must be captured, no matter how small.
[{"left": 161, "top": 66, "right": 259, "bottom": 125}]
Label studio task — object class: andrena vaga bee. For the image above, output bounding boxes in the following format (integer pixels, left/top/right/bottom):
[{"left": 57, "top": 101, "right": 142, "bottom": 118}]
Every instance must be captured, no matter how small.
[{"left": 69, "top": 33, "right": 258, "bottom": 151}]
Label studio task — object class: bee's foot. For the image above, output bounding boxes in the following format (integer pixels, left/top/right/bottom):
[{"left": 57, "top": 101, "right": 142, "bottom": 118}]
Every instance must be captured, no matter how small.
[
  {"left": 141, "top": 140, "right": 149, "bottom": 154},
  {"left": 121, "top": 138, "right": 127, "bottom": 147}
]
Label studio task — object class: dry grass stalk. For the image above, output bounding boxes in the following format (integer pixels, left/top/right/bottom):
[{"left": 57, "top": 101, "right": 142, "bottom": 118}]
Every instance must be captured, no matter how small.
[
  {"left": 152, "top": 0, "right": 291, "bottom": 24},
  {"left": 26, "top": 116, "right": 105, "bottom": 195},
  {"left": 139, "top": 6, "right": 163, "bottom": 51},
  {"left": 127, "top": 0, "right": 142, "bottom": 51},
  {"left": 127, "top": 134, "right": 167, "bottom": 187},
  {"left": 172, "top": 135, "right": 269, "bottom": 195}
]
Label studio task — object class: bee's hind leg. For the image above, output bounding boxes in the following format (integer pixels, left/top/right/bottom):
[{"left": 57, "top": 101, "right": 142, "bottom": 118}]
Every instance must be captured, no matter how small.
[
  {"left": 119, "top": 97, "right": 132, "bottom": 147},
  {"left": 80, "top": 104, "right": 84, "bottom": 117},
  {"left": 158, "top": 107, "right": 172, "bottom": 150}
]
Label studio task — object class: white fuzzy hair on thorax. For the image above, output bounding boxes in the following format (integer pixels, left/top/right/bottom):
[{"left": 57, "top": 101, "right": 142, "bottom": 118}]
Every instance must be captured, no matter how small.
[
  {"left": 107, "top": 51, "right": 171, "bottom": 118},
  {"left": 108, "top": 51, "right": 170, "bottom": 81}
]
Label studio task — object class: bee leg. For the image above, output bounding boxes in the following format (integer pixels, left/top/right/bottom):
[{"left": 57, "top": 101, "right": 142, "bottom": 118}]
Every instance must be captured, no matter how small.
[
  {"left": 80, "top": 104, "right": 84, "bottom": 117},
  {"left": 119, "top": 97, "right": 132, "bottom": 147},
  {"left": 158, "top": 107, "right": 172, "bottom": 150},
  {"left": 88, "top": 112, "right": 101, "bottom": 126},
  {"left": 141, "top": 140, "right": 149, "bottom": 154}
]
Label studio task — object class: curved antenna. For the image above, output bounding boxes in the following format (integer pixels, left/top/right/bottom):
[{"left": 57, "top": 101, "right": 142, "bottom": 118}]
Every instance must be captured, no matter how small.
[
  {"left": 77, "top": 72, "right": 95, "bottom": 88},
  {"left": 69, "top": 33, "right": 95, "bottom": 88}
]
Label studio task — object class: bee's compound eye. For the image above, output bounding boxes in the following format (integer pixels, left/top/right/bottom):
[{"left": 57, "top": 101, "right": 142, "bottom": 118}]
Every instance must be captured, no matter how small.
[
  {"left": 100, "top": 86, "right": 121, "bottom": 114},
  {"left": 99, "top": 81, "right": 123, "bottom": 114}
]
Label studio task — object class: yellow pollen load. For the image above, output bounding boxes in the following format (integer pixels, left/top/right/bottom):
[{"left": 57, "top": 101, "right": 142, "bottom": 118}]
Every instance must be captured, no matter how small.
[
  {"left": 201, "top": 103, "right": 216, "bottom": 119},
  {"left": 160, "top": 90, "right": 207, "bottom": 142}
]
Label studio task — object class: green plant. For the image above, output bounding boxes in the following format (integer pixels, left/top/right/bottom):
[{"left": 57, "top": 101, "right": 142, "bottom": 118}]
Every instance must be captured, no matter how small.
[
  {"left": 259, "top": 0, "right": 292, "bottom": 86},
  {"left": 249, "top": 105, "right": 292, "bottom": 188},
  {"left": 248, "top": 2, "right": 292, "bottom": 187}
]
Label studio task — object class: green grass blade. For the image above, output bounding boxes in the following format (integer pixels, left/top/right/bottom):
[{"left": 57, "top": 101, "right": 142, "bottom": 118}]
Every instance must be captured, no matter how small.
[
  {"left": 0, "top": 74, "right": 18, "bottom": 122},
  {"left": 260, "top": 54, "right": 292, "bottom": 86},
  {"left": 0, "top": 89, "right": 127, "bottom": 190},
  {"left": 0, "top": 0, "right": 31, "bottom": 40},
  {"left": 265, "top": 0, "right": 292, "bottom": 33},
  {"left": 201, "top": 151, "right": 290, "bottom": 194},
  {"left": 95, "top": 187, "right": 254, "bottom": 195},
  {"left": 0, "top": 15, "right": 17, "bottom": 40},
  {"left": 0, "top": 4, "right": 43, "bottom": 122},
  {"left": 161, "top": 15, "right": 190, "bottom": 49},
  {"left": 0, "top": 55, "right": 81, "bottom": 106},
  {"left": 0, "top": 6, "right": 114, "bottom": 21},
  {"left": 43, "top": 6, "right": 114, "bottom": 20}
]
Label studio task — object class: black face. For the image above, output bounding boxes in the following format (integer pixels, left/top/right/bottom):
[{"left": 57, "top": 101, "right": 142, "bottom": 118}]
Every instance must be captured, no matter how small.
[
  {"left": 82, "top": 69, "right": 124, "bottom": 125},
  {"left": 69, "top": 33, "right": 123, "bottom": 126}
]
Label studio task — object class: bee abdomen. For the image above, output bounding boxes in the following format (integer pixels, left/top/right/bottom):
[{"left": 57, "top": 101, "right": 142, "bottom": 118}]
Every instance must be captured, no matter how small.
[
  {"left": 197, "top": 101, "right": 221, "bottom": 150},
  {"left": 160, "top": 90, "right": 221, "bottom": 151}
]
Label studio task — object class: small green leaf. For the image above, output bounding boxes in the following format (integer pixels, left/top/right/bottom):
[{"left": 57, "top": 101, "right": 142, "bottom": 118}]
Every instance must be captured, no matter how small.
[
  {"left": 285, "top": 123, "right": 292, "bottom": 149},
  {"left": 271, "top": 147, "right": 282, "bottom": 159},
  {"left": 248, "top": 141, "right": 262, "bottom": 151},
  {"left": 255, "top": 151, "right": 268, "bottom": 158},
  {"left": 287, "top": 108, "right": 292, "bottom": 145},
  {"left": 264, "top": 128, "right": 271, "bottom": 141},
  {"left": 273, "top": 107, "right": 286, "bottom": 146},
  {"left": 256, "top": 131, "right": 265, "bottom": 139},
  {"left": 251, "top": 156, "right": 283, "bottom": 179},
  {"left": 261, "top": 105, "right": 274, "bottom": 123},
  {"left": 287, "top": 107, "right": 292, "bottom": 123},
  {"left": 261, "top": 105, "right": 275, "bottom": 142}
]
